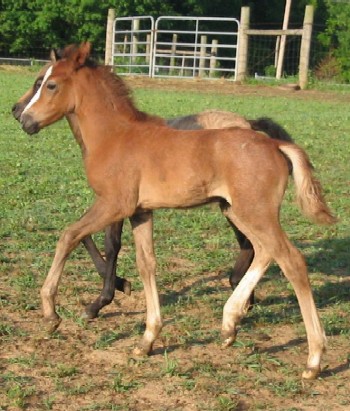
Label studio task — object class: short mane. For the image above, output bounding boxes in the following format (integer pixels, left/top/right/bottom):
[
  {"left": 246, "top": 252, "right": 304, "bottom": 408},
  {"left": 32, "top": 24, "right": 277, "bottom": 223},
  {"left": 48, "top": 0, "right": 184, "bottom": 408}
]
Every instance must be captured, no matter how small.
[{"left": 63, "top": 45, "right": 165, "bottom": 125}]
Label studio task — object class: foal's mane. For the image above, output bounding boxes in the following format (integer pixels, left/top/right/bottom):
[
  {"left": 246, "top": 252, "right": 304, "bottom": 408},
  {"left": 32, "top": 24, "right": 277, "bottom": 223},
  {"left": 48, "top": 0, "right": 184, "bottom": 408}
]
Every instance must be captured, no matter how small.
[
  {"left": 62, "top": 45, "right": 164, "bottom": 125},
  {"left": 96, "top": 66, "right": 165, "bottom": 124}
]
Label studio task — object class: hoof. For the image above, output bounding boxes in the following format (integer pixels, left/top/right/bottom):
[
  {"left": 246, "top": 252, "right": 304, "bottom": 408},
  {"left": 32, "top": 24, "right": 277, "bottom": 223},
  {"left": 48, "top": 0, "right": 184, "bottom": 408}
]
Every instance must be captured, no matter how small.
[
  {"left": 221, "top": 330, "right": 237, "bottom": 348},
  {"left": 83, "top": 305, "right": 99, "bottom": 320},
  {"left": 43, "top": 316, "right": 62, "bottom": 334},
  {"left": 133, "top": 343, "right": 151, "bottom": 357},
  {"left": 123, "top": 280, "right": 132, "bottom": 296},
  {"left": 133, "top": 347, "right": 148, "bottom": 356},
  {"left": 222, "top": 336, "right": 236, "bottom": 348},
  {"left": 302, "top": 366, "right": 321, "bottom": 380},
  {"left": 81, "top": 310, "right": 98, "bottom": 320}
]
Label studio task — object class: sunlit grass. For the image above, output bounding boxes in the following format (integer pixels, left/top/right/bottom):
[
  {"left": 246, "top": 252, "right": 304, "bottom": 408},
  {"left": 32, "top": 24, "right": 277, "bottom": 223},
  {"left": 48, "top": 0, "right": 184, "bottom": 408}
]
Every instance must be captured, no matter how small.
[{"left": 0, "top": 68, "right": 349, "bottom": 410}]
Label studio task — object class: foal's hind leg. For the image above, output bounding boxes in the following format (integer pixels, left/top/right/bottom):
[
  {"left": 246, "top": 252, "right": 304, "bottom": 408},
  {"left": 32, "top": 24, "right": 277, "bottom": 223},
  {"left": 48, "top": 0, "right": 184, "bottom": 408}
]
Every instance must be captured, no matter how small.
[
  {"left": 272, "top": 244, "right": 326, "bottom": 379},
  {"left": 84, "top": 221, "right": 130, "bottom": 319},
  {"left": 130, "top": 212, "right": 162, "bottom": 356},
  {"left": 221, "top": 205, "right": 271, "bottom": 345},
  {"left": 221, "top": 206, "right": 326, "bottom": 379},
  {"left": 227, "top": 221, "right": 255, "bottom": 305}
]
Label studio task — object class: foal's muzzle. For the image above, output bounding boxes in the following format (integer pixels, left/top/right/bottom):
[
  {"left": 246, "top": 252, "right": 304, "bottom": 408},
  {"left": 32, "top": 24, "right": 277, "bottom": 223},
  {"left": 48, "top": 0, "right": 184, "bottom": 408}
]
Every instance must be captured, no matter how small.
[
  {"left": 12, "top": 103, "right": 25, "bottom": 121},
  {"left": 20, "top": 113, "right": 40, "bottom": 135}
]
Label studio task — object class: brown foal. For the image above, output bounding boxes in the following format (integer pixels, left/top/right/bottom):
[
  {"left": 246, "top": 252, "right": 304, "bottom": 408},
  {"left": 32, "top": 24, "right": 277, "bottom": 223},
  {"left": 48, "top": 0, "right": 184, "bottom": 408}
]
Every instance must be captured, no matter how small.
[
  {"left": 13, "top": 60, "right": 294, "bottom": 313},
  {"left": 19, "top": 43, "right": 336, "bottom": 379}
]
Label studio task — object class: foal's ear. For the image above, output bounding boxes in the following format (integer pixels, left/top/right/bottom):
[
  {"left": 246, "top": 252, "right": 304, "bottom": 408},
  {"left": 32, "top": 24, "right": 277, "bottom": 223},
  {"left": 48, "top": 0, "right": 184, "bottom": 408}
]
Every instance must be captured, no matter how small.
[
  {"left": 74, "top": 42, "right": 92, "bottom": 67},
  {"left": 50, "top": 48, "right": 63, "bottom": 63}
]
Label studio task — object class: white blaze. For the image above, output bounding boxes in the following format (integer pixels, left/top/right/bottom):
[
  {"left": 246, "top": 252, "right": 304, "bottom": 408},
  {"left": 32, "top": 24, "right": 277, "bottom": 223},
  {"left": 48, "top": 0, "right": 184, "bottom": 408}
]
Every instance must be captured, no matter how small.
[{"left": 23, "top": 66, "right": 53, "bottom": 113}]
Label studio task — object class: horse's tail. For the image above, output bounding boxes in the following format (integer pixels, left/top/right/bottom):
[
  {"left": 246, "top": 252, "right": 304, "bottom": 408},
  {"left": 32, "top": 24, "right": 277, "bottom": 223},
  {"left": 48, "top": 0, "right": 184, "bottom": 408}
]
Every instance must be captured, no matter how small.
[
  {"left": 248, "top": 117, "right": 294, "bottom": 143},
  {"left": 278, "top": 144, "right": 337, "bottom": 225}
]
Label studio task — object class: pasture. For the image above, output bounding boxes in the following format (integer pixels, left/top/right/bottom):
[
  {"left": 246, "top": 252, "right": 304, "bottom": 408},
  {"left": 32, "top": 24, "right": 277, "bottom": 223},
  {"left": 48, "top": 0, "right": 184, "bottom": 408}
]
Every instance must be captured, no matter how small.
[{"left": 0, "top": 66, "right": 349, "bottom": 410}]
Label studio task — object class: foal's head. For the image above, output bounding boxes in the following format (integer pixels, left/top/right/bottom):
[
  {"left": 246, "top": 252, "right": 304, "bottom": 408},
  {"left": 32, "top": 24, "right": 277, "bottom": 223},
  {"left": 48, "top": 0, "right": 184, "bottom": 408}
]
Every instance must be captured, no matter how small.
[
  {"left": 20, "top": 42, "right": 92, "bottom": 135},
  {"left": 12, "top": 63, "right": 52, "bottom": 122}
]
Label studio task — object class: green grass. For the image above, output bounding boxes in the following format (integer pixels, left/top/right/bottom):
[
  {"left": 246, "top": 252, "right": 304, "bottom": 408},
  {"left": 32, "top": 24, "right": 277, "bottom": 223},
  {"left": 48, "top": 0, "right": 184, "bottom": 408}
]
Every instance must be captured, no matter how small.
[{"left": 0, "top": 67, "right": 349, "bottom": 410}]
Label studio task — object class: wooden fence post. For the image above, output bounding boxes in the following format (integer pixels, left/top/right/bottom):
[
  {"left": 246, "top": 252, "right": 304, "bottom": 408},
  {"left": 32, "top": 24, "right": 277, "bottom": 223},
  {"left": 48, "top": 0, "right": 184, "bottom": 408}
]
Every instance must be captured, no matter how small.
[
  {"left": 170, "top": 33, "right": 178, "bottom": 73},
  {"left": 209, "top": 39, "right": 218, "bottom": 78},
  {"left": 276, "top": 0, "right": 292, "bottom": 79},
  {"left": 131, "top": 18, "right": 140, "bottom": 64},
  {"left": 299, "top": 5, "right": 314, "bottom": 89},
  {"left": 236, "top": 7, "right": 250, "bottom": 82},
  {"left": 105, "top": 8, "right": 115, "bottom": 66},
  {"left": 199, "top": 35, "right": 207, "bottom": 77}
]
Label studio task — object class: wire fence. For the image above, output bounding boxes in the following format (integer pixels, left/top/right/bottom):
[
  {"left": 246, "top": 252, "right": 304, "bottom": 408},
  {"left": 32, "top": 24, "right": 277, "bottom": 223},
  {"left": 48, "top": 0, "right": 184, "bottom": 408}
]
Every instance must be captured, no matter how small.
[{"left": 246, "top": 24, "right": 345, "bottom": 83}]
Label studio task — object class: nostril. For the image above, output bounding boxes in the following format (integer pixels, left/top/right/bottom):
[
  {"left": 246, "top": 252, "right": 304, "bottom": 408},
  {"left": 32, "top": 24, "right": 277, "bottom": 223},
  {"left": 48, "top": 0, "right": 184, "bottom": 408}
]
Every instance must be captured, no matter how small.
[
  {"left": 12, "top": 103, "right": 24, "bottom": 121},
  {"left": 12, "top": 104, "right": 18, "bottom": 114}
]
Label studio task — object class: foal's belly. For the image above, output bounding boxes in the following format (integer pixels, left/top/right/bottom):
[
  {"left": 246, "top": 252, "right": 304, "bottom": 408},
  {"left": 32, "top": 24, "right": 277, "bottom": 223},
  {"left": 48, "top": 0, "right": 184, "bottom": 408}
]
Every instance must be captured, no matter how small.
[{"left": 138, "top": 180, "right": 231, "bottom": 210}]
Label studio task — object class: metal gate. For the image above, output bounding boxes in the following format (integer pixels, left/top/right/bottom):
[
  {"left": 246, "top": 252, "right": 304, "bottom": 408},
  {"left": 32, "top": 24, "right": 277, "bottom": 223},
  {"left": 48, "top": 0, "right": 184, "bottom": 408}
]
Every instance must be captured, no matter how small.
[
  {"left": 112, "top": 16, "right": 240, "bottom": 80},
  {"left": 112, "top": 16, "right": 155, "bottom": 76}
]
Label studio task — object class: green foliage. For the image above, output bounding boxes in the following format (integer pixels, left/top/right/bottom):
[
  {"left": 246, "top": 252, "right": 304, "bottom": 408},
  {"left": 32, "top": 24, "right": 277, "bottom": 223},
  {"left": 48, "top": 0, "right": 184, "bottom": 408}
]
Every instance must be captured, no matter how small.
[
  {"left": 0, "top": 1, "right": 350, "bottom": 80},
  {"left": 317, "top": 1, "right": 350, "bottom": 82}
]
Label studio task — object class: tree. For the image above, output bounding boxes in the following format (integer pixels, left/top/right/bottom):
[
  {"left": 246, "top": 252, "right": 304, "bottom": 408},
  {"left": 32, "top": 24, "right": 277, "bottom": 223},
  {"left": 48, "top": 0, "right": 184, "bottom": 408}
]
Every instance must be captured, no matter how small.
[{"left": 317, "top": 0, "right": 350, "bottom": 81}]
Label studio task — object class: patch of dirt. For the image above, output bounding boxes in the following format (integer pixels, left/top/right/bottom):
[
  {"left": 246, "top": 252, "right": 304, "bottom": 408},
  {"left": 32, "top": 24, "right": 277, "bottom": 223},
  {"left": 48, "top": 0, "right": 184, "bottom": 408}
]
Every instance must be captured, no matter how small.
[
  {"left": 1, "top": 267, "right": 349, "bottom": 411},
  {"left": 126, "top": 76, "right": 350, "bottom": 103}
]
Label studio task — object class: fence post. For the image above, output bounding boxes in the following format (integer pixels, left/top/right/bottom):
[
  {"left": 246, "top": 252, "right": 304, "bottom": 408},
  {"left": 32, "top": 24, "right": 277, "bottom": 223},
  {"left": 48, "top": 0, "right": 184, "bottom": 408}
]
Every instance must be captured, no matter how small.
[
  {"left": 199, "top": 35, "right": 207, "bottom": 77},
  {"left": 299, "top": 5, "right": 314, "bottom": 89},
  {"left": 209, "top": 39, "right": 218, "bottom": 78},
  {"left": 276, "top": 0, "right": 292, "bottom": 79},
  {"left": 105, "top": 8, "right": 115, "bottom": 66},
  {"left": 146, "top": 34, "right": 151, "bottom": 63},
  {"left": 131, "top": 18, "right": 140, "bottom": 64},
  {"left": 170, "top": 33, "right": 178, "bottom": 74},
  {"left": 236, "top": 7, "right": 250, "bottom": 82}
]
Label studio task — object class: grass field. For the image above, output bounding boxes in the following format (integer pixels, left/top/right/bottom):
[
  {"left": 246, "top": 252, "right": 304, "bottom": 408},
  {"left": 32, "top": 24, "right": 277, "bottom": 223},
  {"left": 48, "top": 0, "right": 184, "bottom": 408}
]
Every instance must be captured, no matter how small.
[{"left": 0, "top": 66, "right": 349, "bottom": 410}]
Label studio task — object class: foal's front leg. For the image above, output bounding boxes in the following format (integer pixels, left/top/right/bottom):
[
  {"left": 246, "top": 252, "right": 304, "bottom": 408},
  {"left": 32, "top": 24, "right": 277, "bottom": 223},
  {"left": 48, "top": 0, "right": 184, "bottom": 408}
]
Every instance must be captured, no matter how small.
[
  {"left": 40, "top": 200, "right": 121, "bottom": 333},
  {"left": 130, "top": 212, "right": 162, "bottom": 356}
]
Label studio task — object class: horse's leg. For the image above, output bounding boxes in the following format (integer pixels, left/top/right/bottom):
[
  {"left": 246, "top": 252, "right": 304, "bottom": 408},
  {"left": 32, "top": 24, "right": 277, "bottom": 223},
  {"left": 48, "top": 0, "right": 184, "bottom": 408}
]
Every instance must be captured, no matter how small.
[
  {"left": 105, "top": 222, "right": 131, "bottom": 296},
  {"left": 221, "top": 206, "right": 326, "bottom": 380},
  {"left": 81, "top": 224, "right": 131, "bottom": 296},
  {"left": 81, "top": 236, "right": 106, "bottom": 275},
  {"left": 271, "top": 243, "right": 326, "bottom": 379},
  {"left": 40, "top": 199, "right": 122, "bottom": 333},
  {"left": 227, "top": 220, "right": 255, "bottom": 305},
  {"left": 221, "top": 212, "right": 271, "bottom": 346},
  {"left": 130, "top": 212, "right": 162, "bottom": 356},
  {"left": 83, "top": 221, "right": 131, "bottom": 319}
]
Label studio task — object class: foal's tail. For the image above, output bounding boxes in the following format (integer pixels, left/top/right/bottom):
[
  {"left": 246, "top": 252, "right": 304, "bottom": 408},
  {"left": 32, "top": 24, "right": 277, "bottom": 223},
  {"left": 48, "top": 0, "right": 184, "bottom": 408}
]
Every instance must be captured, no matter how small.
[
  {"left": 278, "top": 144, "right": 337, "bottom": 225},
  {"left": 249, "top": 117, "right": 294, "bottom": 143}
]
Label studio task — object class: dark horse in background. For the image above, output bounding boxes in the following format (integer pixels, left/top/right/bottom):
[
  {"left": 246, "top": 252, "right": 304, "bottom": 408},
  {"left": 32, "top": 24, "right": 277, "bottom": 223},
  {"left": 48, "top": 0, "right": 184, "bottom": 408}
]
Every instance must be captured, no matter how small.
[
  {"left": 17, "top": 43, "right": 336, "bottom": 379},
  {"left": 12, "top": 56, "right": 294, "bottom": 311}
]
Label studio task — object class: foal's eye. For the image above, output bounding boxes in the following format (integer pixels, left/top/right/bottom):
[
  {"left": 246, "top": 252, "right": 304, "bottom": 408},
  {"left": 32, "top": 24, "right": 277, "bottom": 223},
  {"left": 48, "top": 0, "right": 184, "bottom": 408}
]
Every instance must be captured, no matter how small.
[
  {"left": 34, "top": 79, "right": 42, "bottom": 91},
  {"left": 46, "top": 81, "right": 57, "bottom": 91}
]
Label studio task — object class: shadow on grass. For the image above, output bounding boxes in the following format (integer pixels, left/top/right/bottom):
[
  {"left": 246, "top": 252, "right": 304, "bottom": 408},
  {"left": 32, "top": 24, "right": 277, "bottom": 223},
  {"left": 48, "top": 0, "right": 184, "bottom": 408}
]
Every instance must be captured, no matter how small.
[
  {"left": 297, "top": 237, "right": 350, "bottom": 279},
  {"left": 322, "top": 359, "right": 350, "bottom": 377},
  {"left": 160, "top": 269, "right": 229, "bottom": 307}
]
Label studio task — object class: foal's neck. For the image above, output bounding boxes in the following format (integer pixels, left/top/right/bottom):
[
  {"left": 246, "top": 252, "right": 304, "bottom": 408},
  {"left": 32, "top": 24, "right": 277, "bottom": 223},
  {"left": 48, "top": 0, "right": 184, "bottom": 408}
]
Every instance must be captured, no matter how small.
[
  {"left": 66, "top": 114, "right": 86, "bottom": 156},
  {"left": 68, "top": 68, "right": 165, "bottom": 156}
]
